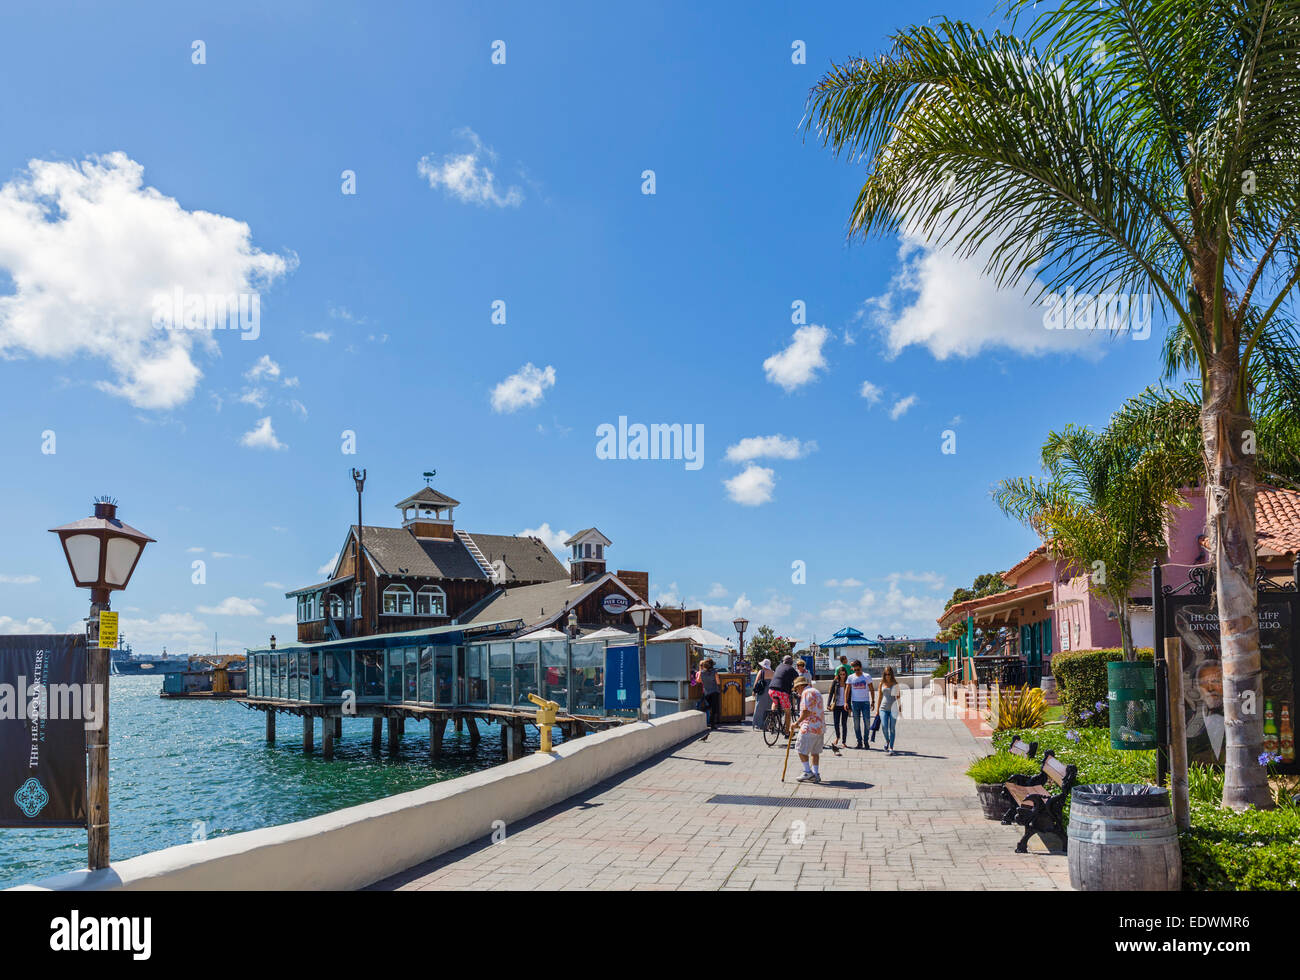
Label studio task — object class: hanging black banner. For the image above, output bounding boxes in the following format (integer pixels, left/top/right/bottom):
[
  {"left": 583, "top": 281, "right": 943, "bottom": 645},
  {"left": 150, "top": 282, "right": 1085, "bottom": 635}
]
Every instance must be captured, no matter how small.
[{"left": 0, "top": 634, "right": 88, "bottom": 827}]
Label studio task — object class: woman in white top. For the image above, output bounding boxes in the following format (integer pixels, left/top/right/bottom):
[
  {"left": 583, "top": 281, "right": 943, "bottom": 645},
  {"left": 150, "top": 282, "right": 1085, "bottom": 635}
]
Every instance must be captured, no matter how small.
[{"left": 874, "top": 665, "right": 902, "bottom": 754}]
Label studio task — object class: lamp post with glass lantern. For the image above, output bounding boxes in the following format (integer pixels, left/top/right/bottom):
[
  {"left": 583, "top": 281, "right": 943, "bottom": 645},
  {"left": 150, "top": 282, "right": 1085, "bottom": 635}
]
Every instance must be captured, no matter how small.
[
  {"left": 732, "top": 617, "right": 749, "bottom": 668},
  {"left": 49, "top": 497, "right": 154, "bottom": 870},
  {"left": 628, "top": 602, "right": 654, "bottom": 721}
]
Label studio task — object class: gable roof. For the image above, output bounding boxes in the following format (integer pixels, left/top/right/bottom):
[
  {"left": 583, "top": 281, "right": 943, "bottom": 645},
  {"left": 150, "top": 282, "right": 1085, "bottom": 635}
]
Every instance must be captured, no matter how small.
[
  {"left": 461, "top": 532, "right": 568, "bottom": 583},
  {"left": 395, "top": 487, "right": 461, "bottom": 510},
  {"left": 462, "top": 572, "right": 669, "bottom": 631},
  {"left": 1003, "top": 545, "right": 1048, "bottom": 584},
  {"left": 1257, "top": 486, "right": 1300, "bottom": 557},
  {"left": 937, "top": 581, "right": 1053, "bottom": 627},
  {"left": 564, "top": 527, "right": 611, "bottom": 547}
]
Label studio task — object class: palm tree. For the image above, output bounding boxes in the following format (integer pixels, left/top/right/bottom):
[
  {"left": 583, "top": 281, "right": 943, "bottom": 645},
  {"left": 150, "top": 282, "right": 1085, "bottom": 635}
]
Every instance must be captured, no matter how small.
[
  {"left": 995, "top": 426, "right": 1186, "bottom": 661},
  {"left": 807, "top": 0, "right": 1300, "bottom": 810}
]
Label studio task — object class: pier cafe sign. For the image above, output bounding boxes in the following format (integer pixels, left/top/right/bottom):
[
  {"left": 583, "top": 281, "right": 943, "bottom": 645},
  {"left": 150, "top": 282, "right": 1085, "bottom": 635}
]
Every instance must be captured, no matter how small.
[{"left": 0, "top": 634, "right": 89, "bottom": 827}]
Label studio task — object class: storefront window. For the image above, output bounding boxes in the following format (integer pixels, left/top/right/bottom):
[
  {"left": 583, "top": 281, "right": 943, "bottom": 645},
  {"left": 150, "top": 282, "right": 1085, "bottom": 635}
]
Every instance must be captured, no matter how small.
[
  {"left": 571, "top": 641, "right": 605, "bottom": 713},
  {"left": 465, "top": 644, "right": 488, "bottom": 704},
  {"left": 387, "top": 649, "right": 405, "bottom": 700},
  {"left": 356, "top": 651, "right": 385, "bottom": 698},
  {"left": 435, "top": 647, "right": 454, "bottom": 705},
  {"left": 324, "top": 650, "right": 351, "bottom": 700},
  {"left": 404, "top": 648, "right": 418, "bottom": 700},
  {"left": 541, "top": 640, "right": 569, "bottom": 712},
  {"left": 513, "top": 641, "right": 539, "bottom": 706},
  {"left": 489, "top": 642, "right": 512, "bottom": 705},
  {"left": 418, "top": 646, "right": 433, "bottom": 702}
]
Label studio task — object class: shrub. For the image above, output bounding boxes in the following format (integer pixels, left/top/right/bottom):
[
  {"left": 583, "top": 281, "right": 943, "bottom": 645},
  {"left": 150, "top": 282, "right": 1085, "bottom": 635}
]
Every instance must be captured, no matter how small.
[
  {"left": 988, "top": 685, "right": 1046, "bottom": 731},
  {"left": 1188, "top": 763, "right": 1225, "bottom": 805},
  {"left": 1052, "top": 647, "right": 1153, "bottom": 728},
  {"left": 931, "top": 658, "right": 950, "bottom": 678},
  {"left": 965, "top": 752, "right": 1040, "bottom": 784},
  {"left": 1181, "top": 801, "right": 1300, "bottom": 890}
]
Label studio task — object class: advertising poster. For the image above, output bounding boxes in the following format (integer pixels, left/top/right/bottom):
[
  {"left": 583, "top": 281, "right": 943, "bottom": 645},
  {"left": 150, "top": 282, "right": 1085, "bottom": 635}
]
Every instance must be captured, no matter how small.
[
  {"left": 604, "top": 644, "right": 641, "bottom": 712},
  {"left": 0, "top": 634, "right": 88, "bottom": 827},
  {"left": 1166, "top": 598, "right": 1296, "bottom": 768}
]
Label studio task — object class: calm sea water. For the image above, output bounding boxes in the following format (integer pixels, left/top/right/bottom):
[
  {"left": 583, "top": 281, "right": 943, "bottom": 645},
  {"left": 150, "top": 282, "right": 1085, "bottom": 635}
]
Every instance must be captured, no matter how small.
[{"left": 0, "top": 675, "right": 538, "bottom": 888}]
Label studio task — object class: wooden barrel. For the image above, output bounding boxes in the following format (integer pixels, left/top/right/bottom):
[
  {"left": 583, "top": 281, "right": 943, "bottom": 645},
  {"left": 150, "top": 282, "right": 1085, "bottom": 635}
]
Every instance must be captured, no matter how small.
[{"left": 1067, "top": 784, "right": 1181, "bottom": 891}]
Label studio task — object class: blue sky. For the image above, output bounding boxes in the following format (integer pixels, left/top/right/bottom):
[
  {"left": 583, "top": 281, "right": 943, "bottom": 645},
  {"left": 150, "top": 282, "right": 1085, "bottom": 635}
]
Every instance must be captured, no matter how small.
[{"left": 0, "top": 0, "right": 1175, "bottom": 654}]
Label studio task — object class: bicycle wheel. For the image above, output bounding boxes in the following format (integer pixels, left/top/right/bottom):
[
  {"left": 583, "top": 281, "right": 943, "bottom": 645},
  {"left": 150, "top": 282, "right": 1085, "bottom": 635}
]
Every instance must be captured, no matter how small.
[{"left": 762, "top": 709, "right": 781, "bottom": 747}]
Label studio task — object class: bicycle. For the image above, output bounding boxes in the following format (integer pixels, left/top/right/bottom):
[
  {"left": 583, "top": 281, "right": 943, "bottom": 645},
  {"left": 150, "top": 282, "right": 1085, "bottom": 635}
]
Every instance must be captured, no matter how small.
[{"left": 762, "top": 691, "right": 793, "bottom": 747}]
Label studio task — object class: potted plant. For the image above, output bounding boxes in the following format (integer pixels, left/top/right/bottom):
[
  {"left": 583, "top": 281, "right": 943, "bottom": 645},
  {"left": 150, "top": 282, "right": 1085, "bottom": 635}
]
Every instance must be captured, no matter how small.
[{"left": 966, "top": 753, "right": 1040, "bottom": 819}]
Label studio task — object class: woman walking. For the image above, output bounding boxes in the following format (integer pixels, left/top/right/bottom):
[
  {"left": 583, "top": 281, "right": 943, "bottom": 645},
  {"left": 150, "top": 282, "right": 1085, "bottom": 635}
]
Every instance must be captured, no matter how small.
[
  {"left": 827, "top": 665, "right": 851, "bottom": 750},
  {"left": 751, "top": 658, "right": 775, "bottom": 731},
  {"left": 874, "top": 665, "right": 902, "bottom": 754},
  {"left": 697, "top": 657, "right": 720, "bottom": 731}
]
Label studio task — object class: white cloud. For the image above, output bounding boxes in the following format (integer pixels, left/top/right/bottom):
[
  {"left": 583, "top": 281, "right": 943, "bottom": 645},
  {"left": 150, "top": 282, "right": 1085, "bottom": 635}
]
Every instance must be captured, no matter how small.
[
  {"left": 306, "top": 331, "right": 331, "bottom": 342},
  {"left": 0, "top": 152, "right": 289, "bottom": 409},
  {"left": 240, "top": 416, "right": 286, "bottom": 450},
  {"left": 862, "top": 230, "right": 1104, "bottom": 361},
  {"left": 238, "top": 387, "right": 268, "bottom": 409},
  {"left": 264, "top": 581, "right": 286, "bottom": 590},
  {"left": 0, "top": 615, "right": 54, "bottom": 633},
  {"left": 0, "top": 574, "right": 39, "bottom": 584},
  {"left": 859, "top": 381, "right": 883, "bottom": 405},
  {"left": 317, "top": 554, "right": 339, "bottom": 576},
  {"left": 889, "top": 394, "right": 918, "bottom": 420},
  {"left": 824, "top": 578, "right": 864, "bottom": 589},
  {"left": 706, "top": 583, "right": 728, "bottom": 600},
  {"left": 652, "top": 582, "right": 681, "bottom": 606},
  {"left": 520, "top": 522, "right": 570, "bottom": 560},
  {"left": 197, "top": 596, "right": 263, "bottom": 616},
  {"left": 265, "top": 613, "right": 296, "bottom": 626},
  {"left": 725, "top": 435, "right": 817, "bottom": 464},
  {"left": 210, "top": 552, "right": 233, "bottom": 559},
  {"left": 725, "top": 464, "right": 775, "bottom": 506},
  {"left": 417, "top": 129, "right": 524, "bottom": 208},
  {"left": 245, "top": 354, "right": 281, "bottom": 382},
  {"left": 289, "top": 399, "right": 308, "bottom": 419},
  {"left": 491, "top": 363, "right": 555, "bottom": 413},
  {"left": 763, "top": 325, "right": 830, "bottom": 391},
  {"left": 119, "top": 611, "right": 209, "bottom": 651}
]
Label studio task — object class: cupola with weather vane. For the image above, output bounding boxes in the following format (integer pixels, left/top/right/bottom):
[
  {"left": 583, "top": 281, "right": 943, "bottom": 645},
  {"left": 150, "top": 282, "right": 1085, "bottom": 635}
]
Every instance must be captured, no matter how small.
[
  {"left": 396, "top": 484, "right": 460, "bottom": 540},
  {"left": 564, "top": 527, "right": 612, "bottom": 583}
]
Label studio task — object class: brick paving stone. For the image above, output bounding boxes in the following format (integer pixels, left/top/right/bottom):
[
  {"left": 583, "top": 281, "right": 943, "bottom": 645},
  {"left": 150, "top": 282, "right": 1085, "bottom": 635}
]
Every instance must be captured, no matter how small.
[{"left": 371, "top": 688, "right": 1072, "bottom": 892}]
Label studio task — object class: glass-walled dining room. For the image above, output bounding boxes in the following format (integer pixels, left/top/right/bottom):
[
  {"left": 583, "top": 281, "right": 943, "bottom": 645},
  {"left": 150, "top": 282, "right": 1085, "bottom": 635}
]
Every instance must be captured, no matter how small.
[{"left": 247, "top": 638, "right": 618, "bottom": 715}]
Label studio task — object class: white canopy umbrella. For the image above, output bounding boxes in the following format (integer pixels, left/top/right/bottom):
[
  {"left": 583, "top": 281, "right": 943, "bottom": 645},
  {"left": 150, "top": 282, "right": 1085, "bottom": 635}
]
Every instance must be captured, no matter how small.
[
  {"left": 518, "top": 627, "right": 567, "bottom": 640},
  {"left": 649, "top": 625, "right": 734, "bottom": 648},
  {"left": 582, "top": 626, "right": 635, "bottom": 640}
]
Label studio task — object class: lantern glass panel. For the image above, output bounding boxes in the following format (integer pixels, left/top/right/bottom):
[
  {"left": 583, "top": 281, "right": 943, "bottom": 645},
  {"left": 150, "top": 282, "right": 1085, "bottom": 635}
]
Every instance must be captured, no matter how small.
[
  {"left": 104, "top": 536, "right": 142, "bottom": 587},
  {"left": 64, "top": 533, "right": 101, "bottom": 584}
]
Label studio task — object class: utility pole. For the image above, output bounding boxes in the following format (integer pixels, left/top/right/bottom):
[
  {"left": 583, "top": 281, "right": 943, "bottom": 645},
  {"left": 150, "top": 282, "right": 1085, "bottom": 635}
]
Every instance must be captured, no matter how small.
[{"left": 352, "top": 469, "right": 367, "bottom": 636}]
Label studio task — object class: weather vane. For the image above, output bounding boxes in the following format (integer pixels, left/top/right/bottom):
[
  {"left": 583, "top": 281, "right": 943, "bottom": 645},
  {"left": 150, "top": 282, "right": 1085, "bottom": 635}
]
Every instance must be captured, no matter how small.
[{"left": 423, "top": 470, "right": 437, "bottom": 486}]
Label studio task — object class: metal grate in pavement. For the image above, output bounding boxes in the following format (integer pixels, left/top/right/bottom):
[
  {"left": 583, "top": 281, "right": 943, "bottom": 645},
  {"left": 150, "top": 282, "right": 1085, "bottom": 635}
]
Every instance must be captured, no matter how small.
[{"left": 706, "top": 794, "right": 852, "bottom": 810}]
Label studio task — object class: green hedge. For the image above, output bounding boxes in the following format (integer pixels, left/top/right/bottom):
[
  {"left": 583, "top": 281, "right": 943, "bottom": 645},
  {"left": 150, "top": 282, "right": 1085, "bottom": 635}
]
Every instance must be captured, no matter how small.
[
  {"left": 1180, "top": 801, "right": 1300, "bottom": 890},
  {"left": 1052, "top": 647, "right": 1153, "bottom": 728}
]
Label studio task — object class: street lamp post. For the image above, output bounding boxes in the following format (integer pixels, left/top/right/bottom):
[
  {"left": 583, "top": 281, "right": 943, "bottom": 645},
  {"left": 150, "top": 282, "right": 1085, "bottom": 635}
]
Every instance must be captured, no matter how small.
[
  {"left": 732, "top": 617, "right": 749, "bottom": 668},
  {"left": 49, "top": 497, "right": 154, "bottom": 870},
  {"left": 628, "top": 602, "right": 654, "bottom": 721}
]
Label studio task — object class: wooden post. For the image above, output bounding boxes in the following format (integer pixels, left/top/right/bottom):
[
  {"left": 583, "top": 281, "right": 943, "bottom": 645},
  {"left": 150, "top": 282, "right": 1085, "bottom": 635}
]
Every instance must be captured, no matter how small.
[
  {"left": 455, "top": 715, "right": 464, "bottom": 734},
  {"left": 504, "top": 720, "right": 518, "bottom": 761},
  {"left": 388, "top": 714, "right": 401, "bottom": 755},
  {"left": 322, "top": 714, "right": 334, "bottom": 760},
  {"left": 464, "top": 714, "right": 480, "bottom": 747},
  {"left": 430, "top": 717, "right": 446, "bottom": 760},
  {"left": 86, "top": 599, "right": 110, "bottom": 870},
  {"left": 266, "top": 708, "right": 276, "bottom": 745},
  {"left": 303, "top": 714, "right": 314, "bottom": 753},
  {"left": 371, "top": 717, "right": 382, "bottom": 753},
  {"left": 334, "top": 716, "right": 342, "bottom": 738},
  {"left": 1165, "top": 638, "right": 1190, "bottom": 830}
]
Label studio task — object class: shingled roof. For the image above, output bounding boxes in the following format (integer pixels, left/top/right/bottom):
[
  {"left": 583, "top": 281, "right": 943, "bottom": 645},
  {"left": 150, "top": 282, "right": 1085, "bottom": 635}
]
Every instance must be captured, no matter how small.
[
  {"left": 340, "top": 526, "right": 567, "bottom": 584},
  {"left": 395, "top": 487, "right": 461, "bottom": 509}
]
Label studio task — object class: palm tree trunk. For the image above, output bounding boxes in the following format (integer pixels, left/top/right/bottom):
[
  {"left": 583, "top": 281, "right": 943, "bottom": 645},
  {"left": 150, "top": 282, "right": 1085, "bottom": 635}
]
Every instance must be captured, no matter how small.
[
  {"left": 1203, "top": 347, "right": 1272, "bottom": 810},
  {"left": 1115, "top": 598, "right": 1135, "bottom": 662}
]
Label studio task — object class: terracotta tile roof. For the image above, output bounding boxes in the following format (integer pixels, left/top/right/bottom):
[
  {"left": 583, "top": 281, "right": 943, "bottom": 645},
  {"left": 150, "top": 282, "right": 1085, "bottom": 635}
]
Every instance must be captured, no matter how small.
[
  {"left": 1256, "top": 486, "right": 1300, "bottom": 556},
  {"left": 937, "top": 581, "right": 1052, "bottom": 627},
  {"left": 1003, "top": 545, "right": 1047, "bottom": 584}
]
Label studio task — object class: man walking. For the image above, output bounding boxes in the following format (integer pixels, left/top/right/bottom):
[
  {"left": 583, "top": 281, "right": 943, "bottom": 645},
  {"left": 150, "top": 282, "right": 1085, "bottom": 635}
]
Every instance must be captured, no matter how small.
[
  {"left": 846, "top": 659, "right": 875, "bottom": 749},
  {"left": 769, "top": 654, "right": 798, "bottom": 730},
  {"left": 792, "top": 675, "right": 825, "bottom": 782}
]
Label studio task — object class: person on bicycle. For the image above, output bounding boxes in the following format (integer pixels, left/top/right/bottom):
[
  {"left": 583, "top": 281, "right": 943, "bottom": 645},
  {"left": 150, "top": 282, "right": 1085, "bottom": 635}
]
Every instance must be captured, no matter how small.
[{"left": 769, "top": 655, "right": 798, "bottom": 729}]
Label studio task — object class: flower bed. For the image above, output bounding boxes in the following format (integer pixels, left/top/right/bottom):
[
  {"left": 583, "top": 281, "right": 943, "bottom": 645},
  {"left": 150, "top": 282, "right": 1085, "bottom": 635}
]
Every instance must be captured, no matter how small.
[{"left": 1179, "top": 801, "right": 1300, "bottom": 890}]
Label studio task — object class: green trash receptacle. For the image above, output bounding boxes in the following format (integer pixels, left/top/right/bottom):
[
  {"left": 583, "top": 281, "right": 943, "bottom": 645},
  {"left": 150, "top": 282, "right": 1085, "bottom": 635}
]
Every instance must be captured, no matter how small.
[{"left": 1108, "top": 661, "right": 1157, "bottom": 750}]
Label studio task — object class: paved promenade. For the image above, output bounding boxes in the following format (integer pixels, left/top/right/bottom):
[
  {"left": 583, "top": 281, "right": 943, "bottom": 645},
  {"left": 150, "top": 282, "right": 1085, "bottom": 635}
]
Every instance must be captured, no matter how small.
[{"left": 374, "top": 690, "right": 1072, "bottom": 891}]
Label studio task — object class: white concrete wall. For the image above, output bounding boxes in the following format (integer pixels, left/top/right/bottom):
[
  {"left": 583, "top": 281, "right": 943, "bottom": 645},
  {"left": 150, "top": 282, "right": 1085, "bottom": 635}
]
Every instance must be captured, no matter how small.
[{"left": 19, "top": 711, "right": 705, "bottom": 892}]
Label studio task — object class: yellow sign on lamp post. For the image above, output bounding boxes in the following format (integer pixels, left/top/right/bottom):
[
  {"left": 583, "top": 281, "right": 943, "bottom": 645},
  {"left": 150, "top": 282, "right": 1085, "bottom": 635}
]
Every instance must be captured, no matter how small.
[{"left": 98, "top": 610, "right": 118, "bottom": 651}]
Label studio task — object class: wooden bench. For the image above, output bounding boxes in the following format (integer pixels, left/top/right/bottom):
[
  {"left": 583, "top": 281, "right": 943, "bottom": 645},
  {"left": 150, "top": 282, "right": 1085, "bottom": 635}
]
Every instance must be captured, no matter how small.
[
  {"left": 999, "top": 750, "right": 1077, "bottom": 853},
  {"left": 1007, "top": 736, "right": 1038, "bottom": 761}
]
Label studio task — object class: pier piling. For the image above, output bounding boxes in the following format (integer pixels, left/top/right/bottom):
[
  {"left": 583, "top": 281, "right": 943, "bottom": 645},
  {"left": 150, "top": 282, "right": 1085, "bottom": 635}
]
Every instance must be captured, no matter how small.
[
  {"left": 465, "top": 715, "right": 480, "bottom": 747},
  {"left": 303, "top": 714, "right": 314, "bottom": 753},
  {"left": 387, "top": 714, "right": 401, "bottom": 755},
  {"left": 266, "top": 710, "right": 275, "bottom": 745},
  {"left": 371, "top": 717, "right": 382, "bottom": 754},
  {"left": 430, "top": 717, "right": 446, "bottom": 760},
  {"left": 322, "top": 715, "right": 334, "bottom": 760},
  {"left": 334, "top": 717, "right": 342, "bottom": 738}
]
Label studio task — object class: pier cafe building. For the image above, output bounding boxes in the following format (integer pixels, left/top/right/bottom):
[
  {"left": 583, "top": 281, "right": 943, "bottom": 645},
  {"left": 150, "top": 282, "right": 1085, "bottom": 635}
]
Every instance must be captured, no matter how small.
[{"left": 243, "top": 485, "right": 698, "bottom": 731}]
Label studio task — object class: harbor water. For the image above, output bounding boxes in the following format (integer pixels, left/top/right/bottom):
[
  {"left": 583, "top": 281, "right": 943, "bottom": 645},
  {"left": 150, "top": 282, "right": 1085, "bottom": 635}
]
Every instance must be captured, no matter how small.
[{"left": 0, "top": 675, "right": 540, "bottom": 888}]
